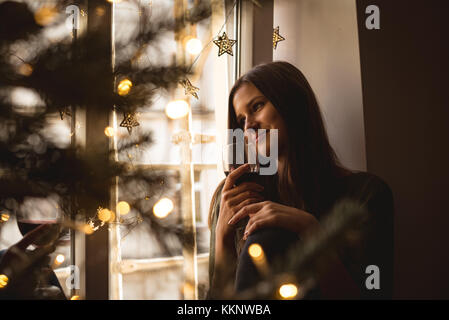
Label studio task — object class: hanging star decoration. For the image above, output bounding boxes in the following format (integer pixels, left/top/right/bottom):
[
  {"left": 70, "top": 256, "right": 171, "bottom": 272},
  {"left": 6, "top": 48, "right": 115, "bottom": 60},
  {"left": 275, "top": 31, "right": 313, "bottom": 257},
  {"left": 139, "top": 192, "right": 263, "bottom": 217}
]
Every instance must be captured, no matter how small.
[
  {"left": 179, "top": 78, "right": 199, "bottom": 99},
  {"left": 120, "top": 112, "right": 140, "bottom": 134},
  {"left": 273, "top": 26, "right": 285, "bottom": 50},
  {"left": 213, "top": 32, "right": 237, "bottom": 57},
  {"left": 59, "top": 107, "right": 72, "bottom": 120}
]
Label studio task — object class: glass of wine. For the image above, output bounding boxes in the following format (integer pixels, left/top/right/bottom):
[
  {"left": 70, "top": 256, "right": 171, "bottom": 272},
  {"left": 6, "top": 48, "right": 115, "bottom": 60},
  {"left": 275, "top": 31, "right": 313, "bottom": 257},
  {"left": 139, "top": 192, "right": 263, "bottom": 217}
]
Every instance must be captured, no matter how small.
[
  {"left": 222, "top": 140, "right": 267, "bottom": 240},
  {"left": 16, "top": 198, "right": 65, "bottom": 299},
  {"left": 222, "top": 141, "right": 260, "bottom": 185},
  {"left": 222, "top": 139, "right": 279, "bottom": 202}
]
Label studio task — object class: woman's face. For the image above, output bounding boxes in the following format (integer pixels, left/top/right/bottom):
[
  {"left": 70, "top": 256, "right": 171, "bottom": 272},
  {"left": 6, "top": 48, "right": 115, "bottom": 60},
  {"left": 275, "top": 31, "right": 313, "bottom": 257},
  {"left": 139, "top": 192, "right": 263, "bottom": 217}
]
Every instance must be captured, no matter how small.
[{"left": 232, "top": 82, "right": 287, "bottom": 158}]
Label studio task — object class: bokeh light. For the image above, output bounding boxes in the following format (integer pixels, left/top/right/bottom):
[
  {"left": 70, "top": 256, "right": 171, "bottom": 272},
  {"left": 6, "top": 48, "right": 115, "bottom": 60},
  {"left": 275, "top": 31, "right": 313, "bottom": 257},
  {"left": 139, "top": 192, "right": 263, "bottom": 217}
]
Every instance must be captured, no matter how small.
[
  {"left": 165, "top": 100, "right": 190, "bottom": 119},
  {"left": 117, "top": 79, "right": 132, "bottom": 96},
  {"left": 18, "top": 63, "right": 33, "bottom": 77},
  {"left": 55, "top": 254, "right": 65, "bottom": 265},
  {"left": 117, "top": 201, "right": 130, "bottom": 216},
  {"left": 0, "top": 213, "right": 9, "bottom": 222},
  {"left": 248, "top": 243, "right": 264, "bottom": 260},
  {"left": 34, "top": 6, "right": 58, "bottom": 26},
  {"left": 104, "top": 126, "right": 115, "bottom": 137},
  {"left": 186, "top": 38, "right": 202, "bottom": 55},
  {"left": 96, "top": 6, "right": 105, "bottom": 16},
  {"left": 98, "top": 208, "right": 112, "bottom": 222},
  {"left": 153, "top": 197, "right": 174, "bottom": 219},
  {"left": 279, "top": 283, "right": 298, "bottom": 299},
  {"left": 82, "top": 224, "right": 94, "bottom": 235},
  {"left": 0, "top": 274, "right": 8, "bottom": 289}
]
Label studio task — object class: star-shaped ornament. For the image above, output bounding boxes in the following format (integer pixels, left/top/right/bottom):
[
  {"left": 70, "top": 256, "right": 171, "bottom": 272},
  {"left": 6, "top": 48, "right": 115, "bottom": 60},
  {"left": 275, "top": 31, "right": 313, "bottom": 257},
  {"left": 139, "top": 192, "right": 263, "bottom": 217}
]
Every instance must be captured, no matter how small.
[
  {"left": 213, "top": 32, "right": 237, "bottom": 57},
  {"left": 120, "top": 112, "right": 140, "bottom": 134},
  {"left": 273, "top": 26, "right": 285, "bottom": 50},
  {"left": 179, "top": 78, "right": 199, "bottom": 99}
]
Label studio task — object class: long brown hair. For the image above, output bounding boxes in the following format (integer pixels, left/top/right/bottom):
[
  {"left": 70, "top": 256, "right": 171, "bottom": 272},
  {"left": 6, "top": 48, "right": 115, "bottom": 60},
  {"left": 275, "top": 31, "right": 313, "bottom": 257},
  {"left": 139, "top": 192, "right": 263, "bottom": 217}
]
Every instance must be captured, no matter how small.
[{"left": 209, "top": 61, "right": 352, "bottom": 226}]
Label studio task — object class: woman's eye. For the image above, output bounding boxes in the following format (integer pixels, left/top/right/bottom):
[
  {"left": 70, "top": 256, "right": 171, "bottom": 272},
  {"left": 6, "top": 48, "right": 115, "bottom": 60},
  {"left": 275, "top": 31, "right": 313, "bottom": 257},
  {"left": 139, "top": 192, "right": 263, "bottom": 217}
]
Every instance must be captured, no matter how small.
[{"left": 253, "top": 102, "right": 264, "bottom": 111}]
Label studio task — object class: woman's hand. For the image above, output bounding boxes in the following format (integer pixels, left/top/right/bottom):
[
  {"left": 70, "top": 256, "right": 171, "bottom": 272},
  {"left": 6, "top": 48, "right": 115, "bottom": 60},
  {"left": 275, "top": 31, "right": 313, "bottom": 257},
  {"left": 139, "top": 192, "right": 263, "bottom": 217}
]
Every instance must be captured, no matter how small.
[
  {"left": 0, "top": 224, "right": 58, "bottom": 298},
  {"left": 216, "top": 163, "right": 265, "bottom": 245},
  {"left": 228, "top": 200, "right": 320, "bottom": 240},
  {"left": 211, "top": 163, "right": 265, "bottom": 297},
  {"left": 0, "top": 223, "right": 58, "bottom": 274}
]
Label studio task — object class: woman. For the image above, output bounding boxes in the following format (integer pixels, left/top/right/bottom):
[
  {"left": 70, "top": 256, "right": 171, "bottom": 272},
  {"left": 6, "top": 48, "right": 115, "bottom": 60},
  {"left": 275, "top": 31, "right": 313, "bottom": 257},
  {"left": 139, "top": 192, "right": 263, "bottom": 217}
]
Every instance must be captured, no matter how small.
[{"left": 207, "top": 61, "right": 394, "bottom": 299}]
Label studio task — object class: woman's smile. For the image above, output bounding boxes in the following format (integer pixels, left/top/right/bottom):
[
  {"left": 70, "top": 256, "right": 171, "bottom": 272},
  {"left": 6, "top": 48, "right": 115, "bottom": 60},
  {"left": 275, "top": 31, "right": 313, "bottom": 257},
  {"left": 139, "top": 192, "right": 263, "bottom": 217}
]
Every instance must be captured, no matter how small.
[
  {"left": 255, "top": 130, "right": 265, "bottom": 143},
  {"left": 232, "top": 82, "right": 287, "bottom": 157}
]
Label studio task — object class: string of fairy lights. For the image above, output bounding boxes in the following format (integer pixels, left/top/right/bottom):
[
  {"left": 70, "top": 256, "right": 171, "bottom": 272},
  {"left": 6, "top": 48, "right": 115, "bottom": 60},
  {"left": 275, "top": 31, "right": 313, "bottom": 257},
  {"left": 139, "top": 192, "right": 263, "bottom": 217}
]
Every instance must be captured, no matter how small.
[
  {"left": 116, "top": 0, "right": 286, "bottom": 128},
  {"left": 104, "top": 0, "right": 286, "bottom": 231},
  {"left": 113, "top": 1, "right": 292, "bottom": 299},
  {"left": 99, "top": 0, "right": 292, "bottom": 299}
]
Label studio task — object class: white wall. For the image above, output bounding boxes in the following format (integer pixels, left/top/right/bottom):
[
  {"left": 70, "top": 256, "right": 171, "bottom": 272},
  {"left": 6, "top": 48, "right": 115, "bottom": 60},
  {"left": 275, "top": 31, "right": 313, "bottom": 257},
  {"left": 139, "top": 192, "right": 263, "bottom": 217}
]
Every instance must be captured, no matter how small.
[{"left": 273, "top": 0, "right": 366, "bottom": 171}]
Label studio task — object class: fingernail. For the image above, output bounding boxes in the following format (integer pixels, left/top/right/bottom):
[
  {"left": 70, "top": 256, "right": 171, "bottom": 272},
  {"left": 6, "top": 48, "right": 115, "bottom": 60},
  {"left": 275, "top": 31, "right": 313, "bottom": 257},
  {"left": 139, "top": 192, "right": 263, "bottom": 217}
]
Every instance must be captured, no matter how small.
[{"left": 228, "top": 218, "right": 233, "bottom": 225}]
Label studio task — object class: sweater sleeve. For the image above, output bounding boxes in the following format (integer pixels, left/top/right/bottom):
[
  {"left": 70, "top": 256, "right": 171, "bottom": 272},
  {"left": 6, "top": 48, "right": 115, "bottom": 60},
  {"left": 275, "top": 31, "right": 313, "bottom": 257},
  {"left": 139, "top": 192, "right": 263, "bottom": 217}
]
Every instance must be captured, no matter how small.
[
  {"left": 336, "top": 172, "right": 395, "bottom": 299},
  {"left": 206, "top": 183, "right": 223, "bottom": 299}
]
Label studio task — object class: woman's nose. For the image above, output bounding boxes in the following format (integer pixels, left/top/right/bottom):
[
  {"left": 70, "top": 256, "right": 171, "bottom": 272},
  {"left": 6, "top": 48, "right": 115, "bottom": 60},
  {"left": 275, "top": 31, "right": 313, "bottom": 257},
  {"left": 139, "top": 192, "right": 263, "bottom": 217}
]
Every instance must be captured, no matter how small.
[{"left": 244, "top": 117, "right": 258, "bottom": 131}]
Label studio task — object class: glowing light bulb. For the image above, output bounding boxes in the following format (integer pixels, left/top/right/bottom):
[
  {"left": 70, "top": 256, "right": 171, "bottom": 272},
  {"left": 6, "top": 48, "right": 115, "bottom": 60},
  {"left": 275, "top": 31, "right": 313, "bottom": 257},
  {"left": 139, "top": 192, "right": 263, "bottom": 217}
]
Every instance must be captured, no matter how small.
[
  {"left": 186, "top": 38, "right": 202, "bottom": 55},
  {"left": 117, "top": 201, "right": 130, "bottom": 216},
  {"left": 104, "top": 126, "right": 115, "bottom": 137},
  {"left": 0, "top": 274, "right": 8, "bottom": 289},
  {"left": 1, "top": 213, "right": 9, "bottom": 222},
  {"left": 153, "top": 197, "right": 174, "bottom": 219},
  {"left": 279, "top": 283, "right": 298, "bottom": 299},
  {"left": 248, "top": 243, "right": 264, "bottom": 260},
  {"left": 165, "top": 100, "right": 190, "bottom": 119},
  {"left": 98, "top": 208, "right": 112, "bottom": 222},
  {"left": 55, "top": 254, "right": 65, "bottom": 265},
  {"left": 117, "top": 79, "right": 132, "bottom": 96}
]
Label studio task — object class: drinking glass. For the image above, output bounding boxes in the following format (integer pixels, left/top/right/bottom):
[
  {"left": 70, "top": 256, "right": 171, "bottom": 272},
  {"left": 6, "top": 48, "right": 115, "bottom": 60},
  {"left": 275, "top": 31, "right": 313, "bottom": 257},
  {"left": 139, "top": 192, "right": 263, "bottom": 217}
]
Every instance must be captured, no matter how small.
[
  {"left": 222, "top": 141, "right": 260, "bottom": 185},
  {"left": 16, "top": 198, "right": 65, "bottom": 299}
]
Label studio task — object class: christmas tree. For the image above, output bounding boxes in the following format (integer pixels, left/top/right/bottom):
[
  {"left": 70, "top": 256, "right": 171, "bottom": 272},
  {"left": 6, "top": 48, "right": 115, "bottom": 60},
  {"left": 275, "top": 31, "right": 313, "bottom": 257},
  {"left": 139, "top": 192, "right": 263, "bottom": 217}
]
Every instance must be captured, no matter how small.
[{"left": 0, "top": 0, "right": 212, "bottom": 299}]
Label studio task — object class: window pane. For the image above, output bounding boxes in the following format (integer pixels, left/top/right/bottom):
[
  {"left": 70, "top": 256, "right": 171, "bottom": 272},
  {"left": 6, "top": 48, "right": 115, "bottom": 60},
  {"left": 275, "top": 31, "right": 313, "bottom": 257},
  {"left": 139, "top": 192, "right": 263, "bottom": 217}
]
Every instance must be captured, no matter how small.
[{"left": 113, "top": 0, "right": 234, "bottom": 299}]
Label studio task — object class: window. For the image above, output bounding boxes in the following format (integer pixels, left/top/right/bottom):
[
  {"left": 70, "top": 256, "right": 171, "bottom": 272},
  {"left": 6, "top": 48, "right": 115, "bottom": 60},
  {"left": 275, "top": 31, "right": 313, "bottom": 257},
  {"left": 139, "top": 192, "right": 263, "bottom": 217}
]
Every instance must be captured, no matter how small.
[
  {"left": 0, "top": 0, "right": 247, "bottom": 300},
  {"left": 109, "top": 0, "right": 239, "bottom": 299}
]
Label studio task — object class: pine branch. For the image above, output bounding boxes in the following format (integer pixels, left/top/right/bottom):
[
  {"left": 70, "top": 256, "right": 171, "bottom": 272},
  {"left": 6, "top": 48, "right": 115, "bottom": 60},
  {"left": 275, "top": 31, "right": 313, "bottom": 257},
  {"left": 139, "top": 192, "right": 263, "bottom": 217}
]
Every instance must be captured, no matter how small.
[{"left": 234, "top": 199, "right": 369, "bottom": 299}]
